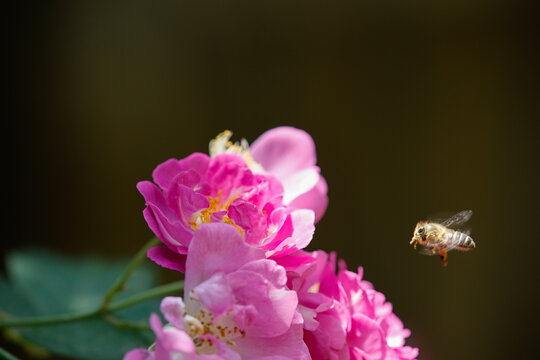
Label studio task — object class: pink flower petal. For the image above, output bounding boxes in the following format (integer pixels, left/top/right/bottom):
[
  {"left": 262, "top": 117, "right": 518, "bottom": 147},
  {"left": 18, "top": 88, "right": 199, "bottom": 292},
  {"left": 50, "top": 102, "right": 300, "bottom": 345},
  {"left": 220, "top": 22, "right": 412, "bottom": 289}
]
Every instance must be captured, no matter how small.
[
  {"left": 227, "top": 200, "right": 267, "bottom": 245},
  {"left": 274, "top": 251, "right": 316, "bottom": 271},
  {"left": 227, "top": 268, "right": 298, "bottom": 338},
  {"left": 266, "top": 210, "right": 315, "bottom": 258},
  {"left": 152, "top": 158, "right": 183, "bottom": 192},
  {"left": 178, "top": 152, "right": 210, "bottom": 178},
  {"left": 150, "top": 314, "right": 196, "bottom": 356},
  {"left": 349, "top": 314, "right": 386, "bottom": 360},
  {"left": 288, "top": 176, "right": 329, "bottom": 223},
  {"left": 279, "top": 167, "right": 320, "bottom": 205},
  {"left": 147, "top": 245, "right": 186, "bottom": 273},
  {"left": 198, "top": 335, "right": 242, "bottom": 360},
  {"left": 206, "top": 154, "right": 256, "bottom": 199},
  {"left": 138, "top": 181, "right": 192, "bottom": 249},
  {"left": 304, "top": 309, "right": 349, "bottom": 359},
  {"left": 123, "top": 349, "right": 153, "bottom": 360},
  {"left": 237, "top": 259, "right": 288, "bottom": 289},
  {"left": 152, "top": 153, "right": 210, "bottom": 192},
  {"left": 250, "top": 127, "right": 317, "bottom": 177},
  {"left": 193, "top": 272, "right": 235, "bottom": 320},
  {"left": 160, "top": 296, "right": 186, "bottom": 330},
  {"left": 185, "top": 223, "right": 265, "bottom": 294},
  {"left": 250, "top": 127, "right": 328, "bottom": 222},
  {"left": 166, "top": 182, "right": 209, "bottom": 223},
  {"left": 235, "top": 312, "right": 311, "bottom": 360}
]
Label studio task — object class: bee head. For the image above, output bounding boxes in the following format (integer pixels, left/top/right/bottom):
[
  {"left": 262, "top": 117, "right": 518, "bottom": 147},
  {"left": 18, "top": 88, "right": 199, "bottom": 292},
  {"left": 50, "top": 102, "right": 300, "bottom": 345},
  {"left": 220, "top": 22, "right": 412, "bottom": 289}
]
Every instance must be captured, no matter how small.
[
  {"left": 416, "top": 224, "right": 425, "bottom": 237},
  {"left": 410, "top": 222, "right": 427, "bottom": 247}
]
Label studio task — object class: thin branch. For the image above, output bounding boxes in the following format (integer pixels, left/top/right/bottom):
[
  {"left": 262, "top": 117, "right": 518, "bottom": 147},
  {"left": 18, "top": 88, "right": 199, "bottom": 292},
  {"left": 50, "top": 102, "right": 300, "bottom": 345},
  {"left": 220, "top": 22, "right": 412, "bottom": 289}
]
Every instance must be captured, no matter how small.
[
  {"left": 103, "top": 315, "right": 151, "bottom": 331},
  {"left": 0, "top": 308, "right": 99, "bottom": 328},
  {"left": 101, "top": 237, "right": 160, "bottom": 310},
  {"left": 0, "top": 282, "right": 184, "bottom": 329},
  {"left": 108, "top": 281, "right": 184, "bottom": 312}
]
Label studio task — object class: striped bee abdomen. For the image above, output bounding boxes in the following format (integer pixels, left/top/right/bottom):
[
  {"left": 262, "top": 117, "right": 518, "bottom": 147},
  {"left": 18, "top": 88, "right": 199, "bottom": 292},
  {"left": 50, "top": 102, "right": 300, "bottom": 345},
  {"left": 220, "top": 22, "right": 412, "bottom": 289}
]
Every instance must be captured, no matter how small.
[{"left": 447, "top": 230, "right": 475, "bottom": 250}]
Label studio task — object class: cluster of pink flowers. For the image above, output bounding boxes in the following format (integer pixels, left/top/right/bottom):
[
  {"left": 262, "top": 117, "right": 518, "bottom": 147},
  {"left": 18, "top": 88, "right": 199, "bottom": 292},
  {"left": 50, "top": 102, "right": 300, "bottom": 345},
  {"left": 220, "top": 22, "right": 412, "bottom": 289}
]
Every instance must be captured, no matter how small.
[{"left": 126, "top": 127, "right": 418, "bottom": 360}]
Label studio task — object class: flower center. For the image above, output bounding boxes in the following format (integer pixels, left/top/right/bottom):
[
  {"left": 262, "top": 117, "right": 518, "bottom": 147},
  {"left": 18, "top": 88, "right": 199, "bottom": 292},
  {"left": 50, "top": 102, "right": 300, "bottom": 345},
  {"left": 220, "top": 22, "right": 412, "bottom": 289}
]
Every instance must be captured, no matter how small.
[
  {"left": 189, "top": 190, "right": 243, "bottom": 235},
  {"left": 184, "top": 292, "right": 246, "bottom": 354}
]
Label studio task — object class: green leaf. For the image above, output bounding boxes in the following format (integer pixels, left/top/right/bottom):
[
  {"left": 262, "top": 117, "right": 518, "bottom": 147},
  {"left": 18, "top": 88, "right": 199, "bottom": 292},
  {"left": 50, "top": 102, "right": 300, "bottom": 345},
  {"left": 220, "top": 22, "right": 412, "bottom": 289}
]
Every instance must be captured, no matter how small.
[
  {"left": 0, "top": 248, "right": 163, "bottom": 360},
  {"left": 0, "top": 275, "right": 38, "bottom": 317}
]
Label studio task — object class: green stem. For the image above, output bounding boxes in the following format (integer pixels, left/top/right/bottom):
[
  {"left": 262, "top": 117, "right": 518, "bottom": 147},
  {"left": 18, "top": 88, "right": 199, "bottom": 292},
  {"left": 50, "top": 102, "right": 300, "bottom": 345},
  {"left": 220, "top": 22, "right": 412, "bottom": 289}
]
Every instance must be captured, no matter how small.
[
  {"left": 103, "top": 315, "right": 151, "bottom": 331},
  {"left": 0, "top": 282, "right": 184, "bottom": 329},
  {"left": 108, "top": 281, "right": 184, "bottom": 312},
  {"left": 0, "top": 309, "right": 98, "bottom": 328},
  {"left": 101, "top": 237, "right": 160, "bottom": 310},
  {"left": 0, "top": 347, "right": 22, "bottom": 360}
]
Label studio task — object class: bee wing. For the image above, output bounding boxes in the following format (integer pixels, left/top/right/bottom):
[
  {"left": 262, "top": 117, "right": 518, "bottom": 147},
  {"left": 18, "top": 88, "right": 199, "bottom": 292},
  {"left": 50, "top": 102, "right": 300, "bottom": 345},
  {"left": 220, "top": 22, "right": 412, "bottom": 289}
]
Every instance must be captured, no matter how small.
[
  {"left": 416, "top": 245, "right": 438, "bottom": 256},
  {"left": 440, "top": 210, "right": 473, "bottom": 228}
]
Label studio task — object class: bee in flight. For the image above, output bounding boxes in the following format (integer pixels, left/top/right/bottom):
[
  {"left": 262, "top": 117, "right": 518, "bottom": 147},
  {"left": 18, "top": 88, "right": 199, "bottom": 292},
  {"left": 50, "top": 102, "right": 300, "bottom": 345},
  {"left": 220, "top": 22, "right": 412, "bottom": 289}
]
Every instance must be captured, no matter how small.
[{"left": 410, "top": 210, "right": 476, "bottom": 266}]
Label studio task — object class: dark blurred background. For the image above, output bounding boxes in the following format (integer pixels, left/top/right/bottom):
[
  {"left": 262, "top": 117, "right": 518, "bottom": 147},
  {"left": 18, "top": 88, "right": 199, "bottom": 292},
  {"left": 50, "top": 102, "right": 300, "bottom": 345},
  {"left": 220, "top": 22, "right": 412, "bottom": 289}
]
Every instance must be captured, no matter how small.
[{"left": 4, "top": 1, "right": 539, "bottom": 359}]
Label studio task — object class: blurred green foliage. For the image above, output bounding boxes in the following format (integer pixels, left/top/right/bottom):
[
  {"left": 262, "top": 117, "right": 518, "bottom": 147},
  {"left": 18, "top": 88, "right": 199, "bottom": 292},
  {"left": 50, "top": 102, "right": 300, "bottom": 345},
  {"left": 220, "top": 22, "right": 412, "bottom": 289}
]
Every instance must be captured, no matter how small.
[{"left": 0, "top": 249, "right": 161, "bottom": 360}]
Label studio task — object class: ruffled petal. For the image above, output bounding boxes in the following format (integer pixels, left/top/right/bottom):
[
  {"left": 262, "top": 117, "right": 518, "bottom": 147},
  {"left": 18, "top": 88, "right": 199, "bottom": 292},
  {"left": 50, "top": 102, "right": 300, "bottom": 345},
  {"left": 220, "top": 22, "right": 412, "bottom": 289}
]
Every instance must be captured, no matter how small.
[
  {"left": 266, "top": 210, "right": 315, "bottom": 258},
  {"left": 206, "top": 154, "right": 256, "bottom": 199},
  {"left": 348, "top": 314, "right": 386, "bottom": 360},
  {"left": 279, "top": 167, "right": 320, "bottom": 205},
  {"left": 147, "top": 245, "right": 186, "bottom": 273},
  {"left": 235, "top": 312, "right": 311, "bottom": 360},
  {"left": 227, "top": 267, "right": 298, "bottom": 338},
  {"left": 288, "top": 176, "right": 329, "bottom": 223},
  {"left": 250, "top": 127, "right": 317, "bottom": 177},
  {"left": 150, "top": 314, "right": 196, "bottom": 356},
  {"left": 138, "top": 181, "right": 192, "bottom": 249},
  {"left": 193, "top": 272, "right": 235, "bottom": 321},
  {"left": 273, "top": 251, "right": 316, "bottom": 271},
  {"left": 152, "top": 158, "right": 183, "bottom": 192},
  {"left": 167, "top": 181, "right": 209, "bottom": 224},
  {"left": 151, "top": 153, "right": 209, "bottom": 192},
  {"left": 185, "top": 223, "right": 265, "bottom": 294},
  {"left": 237, "top": 259, "right": 288, "bottom": 289},
  {"left": 178, "top": 152, "right": 210, "bottom": 178},
  {"left": 160, "top": 296, "right": 186, "bottom": 330},
  {"left": 123, "top": 349, "right": 154, "bottom": 360},
  {"left": 227, "top": 200, "right": 267, "bottom": 245}
]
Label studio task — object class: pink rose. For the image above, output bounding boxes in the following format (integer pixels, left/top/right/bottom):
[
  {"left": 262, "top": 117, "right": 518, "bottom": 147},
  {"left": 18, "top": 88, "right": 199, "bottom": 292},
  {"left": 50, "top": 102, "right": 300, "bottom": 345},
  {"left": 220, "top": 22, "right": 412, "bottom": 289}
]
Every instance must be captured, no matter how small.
[
  {"left": 138, "top": 127, "right": 327, "bottom": 272},
  {"left": 290, "top": 251, "right": 419, "bottom": 360},
  {"left": 125, "top": 223, "right": 310, "bottom": 360}
]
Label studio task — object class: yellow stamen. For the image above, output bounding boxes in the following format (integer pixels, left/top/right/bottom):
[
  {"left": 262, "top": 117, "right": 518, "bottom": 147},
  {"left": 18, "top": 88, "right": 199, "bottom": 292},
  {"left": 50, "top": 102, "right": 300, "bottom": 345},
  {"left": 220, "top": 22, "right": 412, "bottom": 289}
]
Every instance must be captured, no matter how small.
[
  {"left": 189, "top": 190, "right": 243, "bottom": 236},
  {"left": 308, "top": 282, "right": 320, "bottom": 293},
  {"left": 208, "top": 130, "right": 262, "bottom": 172}
]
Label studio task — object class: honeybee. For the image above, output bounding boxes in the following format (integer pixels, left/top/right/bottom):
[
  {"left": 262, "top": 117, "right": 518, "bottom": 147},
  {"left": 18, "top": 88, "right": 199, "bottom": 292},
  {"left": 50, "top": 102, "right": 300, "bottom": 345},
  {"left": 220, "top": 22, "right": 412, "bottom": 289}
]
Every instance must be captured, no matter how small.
[{"left": 410, "top": 210, "right": 476, "bottom": 266}]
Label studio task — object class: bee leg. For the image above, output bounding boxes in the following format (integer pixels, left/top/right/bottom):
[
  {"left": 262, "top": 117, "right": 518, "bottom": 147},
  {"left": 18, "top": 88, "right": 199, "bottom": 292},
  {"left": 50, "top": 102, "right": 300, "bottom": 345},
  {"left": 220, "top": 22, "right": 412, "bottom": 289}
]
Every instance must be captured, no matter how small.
[{"left": 439, "top": 250, "right": 448, "bottom": 267}]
